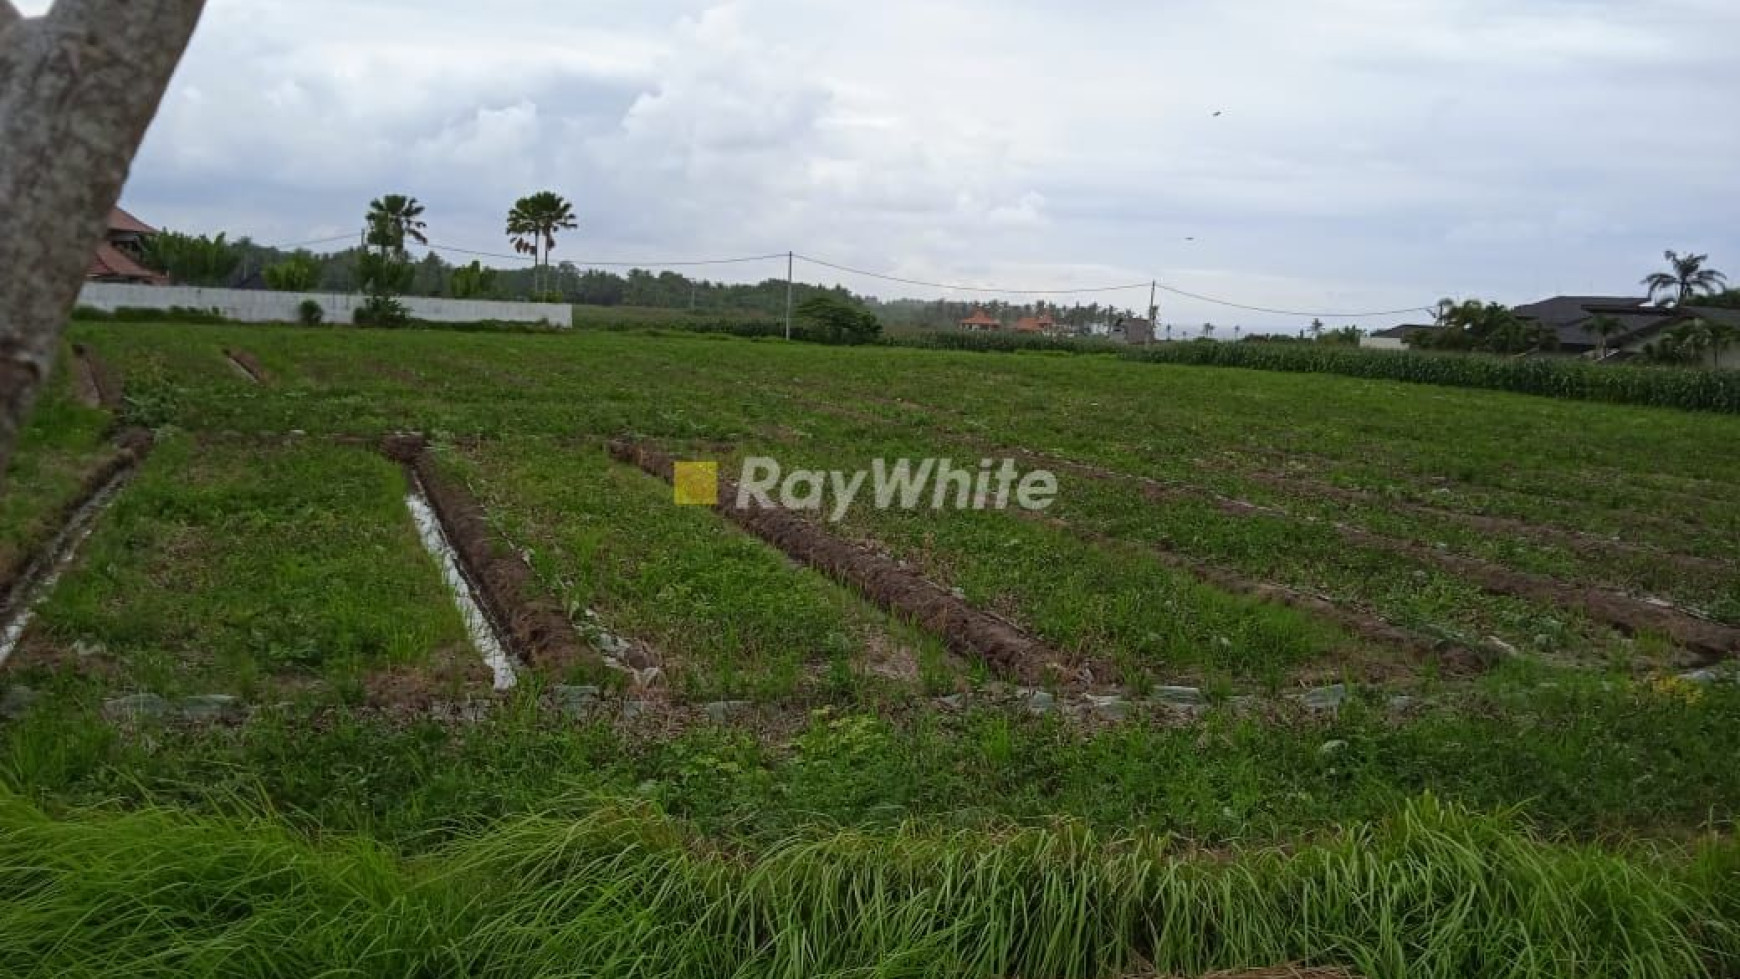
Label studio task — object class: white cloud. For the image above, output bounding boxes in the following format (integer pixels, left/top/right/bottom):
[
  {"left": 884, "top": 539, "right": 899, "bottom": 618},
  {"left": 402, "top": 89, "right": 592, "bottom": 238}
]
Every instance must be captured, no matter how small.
[{"left": 22, "top": 0, "right": 1736, "bottom": 325}]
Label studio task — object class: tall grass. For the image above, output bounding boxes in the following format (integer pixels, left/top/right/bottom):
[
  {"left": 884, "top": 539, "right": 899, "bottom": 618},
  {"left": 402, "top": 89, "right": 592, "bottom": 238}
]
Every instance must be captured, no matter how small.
[
  {"left": 2, "top": 792, "right": 1733, "bottom": 978},
  {"left": 1117, "top": 343, "right": 1740, "bottom": 414}
]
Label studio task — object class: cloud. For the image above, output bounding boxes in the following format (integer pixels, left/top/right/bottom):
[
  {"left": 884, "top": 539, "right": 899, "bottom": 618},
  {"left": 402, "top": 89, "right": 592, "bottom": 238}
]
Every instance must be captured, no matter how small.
[{"left": 26, "top": 0, "right": 1739, "bottom": 325}]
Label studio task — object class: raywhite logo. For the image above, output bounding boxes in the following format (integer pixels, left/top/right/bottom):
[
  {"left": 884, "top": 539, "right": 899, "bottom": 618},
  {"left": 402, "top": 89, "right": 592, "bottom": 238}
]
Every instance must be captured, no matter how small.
[{"left": 734, "top": 457, "right": 1057, "bottom": 522}]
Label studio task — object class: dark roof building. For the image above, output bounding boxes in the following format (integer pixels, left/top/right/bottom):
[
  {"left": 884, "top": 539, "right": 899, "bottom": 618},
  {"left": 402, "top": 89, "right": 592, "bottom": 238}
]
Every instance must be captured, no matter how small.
[{"left": 86, "top": 207, "right": 168, "bottom": 285}]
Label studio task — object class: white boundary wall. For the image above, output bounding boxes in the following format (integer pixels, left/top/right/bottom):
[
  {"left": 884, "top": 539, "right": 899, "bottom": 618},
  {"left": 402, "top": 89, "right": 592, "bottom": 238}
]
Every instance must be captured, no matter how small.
[{"left": 78, "top": 282, "right": 571, "bottom": 326}]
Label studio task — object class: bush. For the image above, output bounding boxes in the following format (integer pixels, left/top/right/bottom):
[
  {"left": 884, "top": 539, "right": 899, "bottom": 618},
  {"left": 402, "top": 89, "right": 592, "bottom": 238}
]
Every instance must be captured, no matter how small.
[
  {"left": 1120, "top": 342, "right": 1740, "bottom": 414},
  {"left": 70, "top": 305, "right": 114, "bottom": 322},
  {"left": 108, "top": 305, "right": 230, "bottom": 324},
  {"left": 297, "top": 300, "right": 325, "bottom": 327},
  {"left": 353, "top": 296, "right": 410, "bottom": 328}
]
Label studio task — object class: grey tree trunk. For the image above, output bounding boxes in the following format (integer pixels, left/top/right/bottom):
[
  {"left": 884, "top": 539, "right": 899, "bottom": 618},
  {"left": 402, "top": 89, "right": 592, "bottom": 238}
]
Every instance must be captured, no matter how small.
[{"left": 0, "top": 0, "right": 206, "bottom": 486}]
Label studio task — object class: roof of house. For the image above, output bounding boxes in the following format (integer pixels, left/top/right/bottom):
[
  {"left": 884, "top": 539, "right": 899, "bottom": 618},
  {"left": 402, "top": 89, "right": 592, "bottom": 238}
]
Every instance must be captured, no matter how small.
[
  {"left": 109, "top": 207, "right": 158, "bottom": 236},
  {"left": 1370, "top": 323, "right": 1437, "bottom": 339},
  {"left": 1013, "top": 314, "right": 1057, "bottom": 333},
  {"left": 1513, "top": 296, "right": 1653, "bottom": 328},
  {"left": 959, "top": 309, "right": 1000, "bottom": 327},
  {"left": 1677, "top": 306, "right": 1740, "bottom": 328},
  {"left": 88, "top": 241, "right": 168, "bottom": 284}
]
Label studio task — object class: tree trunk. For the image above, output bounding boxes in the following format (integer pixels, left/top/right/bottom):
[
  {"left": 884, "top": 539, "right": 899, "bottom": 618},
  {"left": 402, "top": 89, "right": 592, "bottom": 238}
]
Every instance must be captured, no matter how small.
[{"left": 0, "top": 0, "right": 206, "bottom": 486}]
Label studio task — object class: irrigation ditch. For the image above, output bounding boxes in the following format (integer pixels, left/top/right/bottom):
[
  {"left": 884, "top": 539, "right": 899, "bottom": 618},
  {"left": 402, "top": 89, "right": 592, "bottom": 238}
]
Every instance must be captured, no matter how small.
[
  {"left": 223, "top": 347, "right": 270, "bottom": 386},
  {"left": 382, "top": 435, "right": 596, "bottom": 684},
  {"left": 0, "top": 430, "right": 153, "bottom": 669}
]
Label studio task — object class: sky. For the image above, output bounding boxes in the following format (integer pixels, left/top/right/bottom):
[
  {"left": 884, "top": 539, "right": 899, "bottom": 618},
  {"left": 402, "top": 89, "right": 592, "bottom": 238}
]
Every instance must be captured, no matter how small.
[{"left": 22, "top": 0, "right": 1740, "bottom": 328}]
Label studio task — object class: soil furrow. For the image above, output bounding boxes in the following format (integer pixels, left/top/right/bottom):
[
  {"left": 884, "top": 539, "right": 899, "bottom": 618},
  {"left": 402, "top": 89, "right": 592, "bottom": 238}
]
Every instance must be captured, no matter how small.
[
  {"left": 224, "top": 348, "right": 269, "bottom": 385},
  {"left": 609, "top": 439, "right": 1068, "bottom": 685},
  {"left": 0, "top": 430, "right": 152, "bottom": 667},
  {"left": 382, "top": 435, "right": 592, "bottom": 675},
  {"left": 70, "top": 343, "right": 123, "bottom": 411}
]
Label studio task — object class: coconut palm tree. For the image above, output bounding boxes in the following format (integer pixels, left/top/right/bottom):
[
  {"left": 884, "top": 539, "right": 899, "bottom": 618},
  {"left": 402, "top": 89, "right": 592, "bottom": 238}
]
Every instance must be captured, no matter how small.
[
  {"left": 1642, "top": 250, "right": 1727, "bottom": 306},
  {"left": 365, "top": 195, "right": 427, "bottom": 259},
  {"left": 1587, "top": 313, "right": 1625, "bottom": 360},
  {"left": 507, "top": 191, "right": 578, "bottom": 297}
]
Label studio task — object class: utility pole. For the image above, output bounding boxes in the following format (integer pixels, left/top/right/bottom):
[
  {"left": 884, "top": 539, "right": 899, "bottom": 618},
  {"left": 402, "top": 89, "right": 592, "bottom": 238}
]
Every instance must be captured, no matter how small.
[
  {"left": 784, "top": 251, "right": 795, "bottom": 340},
  {"left": 1148, "top": 280, "right": 1157, "bottom": 324}
]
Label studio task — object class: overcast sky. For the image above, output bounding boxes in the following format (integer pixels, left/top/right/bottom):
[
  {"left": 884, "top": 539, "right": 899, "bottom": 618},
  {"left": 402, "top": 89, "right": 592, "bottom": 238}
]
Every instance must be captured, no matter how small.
[{"left": 25, "top": 0, "right": 1740, "bottom": 326}]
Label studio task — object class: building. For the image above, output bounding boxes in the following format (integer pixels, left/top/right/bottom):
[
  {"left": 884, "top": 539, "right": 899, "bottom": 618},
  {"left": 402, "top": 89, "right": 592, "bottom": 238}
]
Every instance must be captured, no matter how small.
[
  {"left": 87, "top": 207, "right": 168, "bottom": 285},
  {"left": 1361, "top": 296, "right": 1740, "bottom": 367},
  {"left": 958, "top": 308, "right": 1001, "bottom": 331},
  {"left": 1117, "top": 316, "right": 1154, "bottom": 345},
  {"left": 1362, "top": 323, "right": 1438, "bottom": 350},
  {"left": 1012, "top": 313, "right": 1058, "bottom": 335}
]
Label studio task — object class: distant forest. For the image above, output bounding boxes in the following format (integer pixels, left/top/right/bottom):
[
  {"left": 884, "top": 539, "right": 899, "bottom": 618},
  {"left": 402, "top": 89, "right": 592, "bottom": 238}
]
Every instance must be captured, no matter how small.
[{"left": 151, "top": 235, "right": 1147, "bottom": 333}]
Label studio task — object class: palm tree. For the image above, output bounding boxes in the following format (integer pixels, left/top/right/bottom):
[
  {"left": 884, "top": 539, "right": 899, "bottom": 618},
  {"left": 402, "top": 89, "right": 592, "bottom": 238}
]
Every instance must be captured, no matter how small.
[
  {"left": 507, "top": 191, "right": 578, "bottom": 297},
  {"left": 1587, "top": 313, "right": 1625, "bottom": 360},
  {"left": 1642, "top": 250, "right": 1727, "bottom": 306},
  {"left": 365, "top": 195, "right": 427, "bottom": 259},
  {"left": 1700, "top": 320, "right": 1736, "bottom": 369}
]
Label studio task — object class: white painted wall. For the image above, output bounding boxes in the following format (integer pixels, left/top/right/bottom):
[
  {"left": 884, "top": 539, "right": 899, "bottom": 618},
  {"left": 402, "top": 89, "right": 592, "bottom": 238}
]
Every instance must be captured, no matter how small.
[
  {"left": 78, "top": 282, "right": 571, "bottom": 326},
  {"left": 1361, "top": 336, "right": 1408, "bottom": 350}
]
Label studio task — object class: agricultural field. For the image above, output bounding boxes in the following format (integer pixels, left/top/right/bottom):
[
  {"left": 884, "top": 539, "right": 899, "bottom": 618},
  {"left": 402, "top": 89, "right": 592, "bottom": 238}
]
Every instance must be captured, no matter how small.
[{"left": 3, "top": 321, "right": 1740, "bottom": 978}]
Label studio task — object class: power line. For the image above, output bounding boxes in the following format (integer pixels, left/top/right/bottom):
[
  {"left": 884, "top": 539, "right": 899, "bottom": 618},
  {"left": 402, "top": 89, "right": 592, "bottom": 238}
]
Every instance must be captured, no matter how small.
[
  {"left": 425, "top": 242, "right": 789, "bottom": 269},
  {"left": 794, "top": 253, "right": 1151, "bottom": 295},
  {"left": 263, "top": 233, "right": 358, "bottom": 250},
  {"left": 1150, "top": 283, "right": 1435, "bottom": 319}
]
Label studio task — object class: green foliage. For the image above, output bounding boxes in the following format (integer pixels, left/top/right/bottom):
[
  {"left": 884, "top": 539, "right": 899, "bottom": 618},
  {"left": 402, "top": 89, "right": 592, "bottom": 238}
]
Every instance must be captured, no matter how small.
[
  {"left": 506, "top": 191, "right": 578, "bottom": 295},
  {"left": 356, "top": 251, "right": 414, "bottom": 299},
  {"left": 448, "top": 260, "right": 497, "bottom": 300},
  {"left": 140, "top": 231, "right": 240, "bottom": 287},
  {"left": 0, "top": 790, "right": 1731, "bottom": 979},
  {"left": 262, "top": 252, "right": 320, "bottom": 292},
  {"left": 364, "top": 194, "right": 427, "bottom": 258},
  {"left": 353, "top": 295, "right": 410, "bottom": 328},
  {"left": 1642, "top": 250, "right": 1728, "bottom": 306},
  {"left": 297, "top": 299, "right": 325, "bottom": 327},
  {"left": 1123, "top": 342, "right": 1740, "bottom": 413},
  {"left": 1410, "top": 299, "right": 1556, "bottom": 354},
  {"left": 796, "top": 295, "right": 882, "bottom": 344}
]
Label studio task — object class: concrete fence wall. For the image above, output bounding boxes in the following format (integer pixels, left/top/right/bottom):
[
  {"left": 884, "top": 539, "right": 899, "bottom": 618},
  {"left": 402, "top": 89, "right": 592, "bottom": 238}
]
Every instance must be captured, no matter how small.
[{"left": 78, "top": 282, "right": 572, "bottom": 326}]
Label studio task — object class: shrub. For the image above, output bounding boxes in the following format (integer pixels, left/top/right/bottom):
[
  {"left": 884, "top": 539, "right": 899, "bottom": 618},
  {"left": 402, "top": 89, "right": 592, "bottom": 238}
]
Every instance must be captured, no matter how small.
[
  {"left": 297, "top": 299, "right": 325, "bottom": 327},
  {"left": 70, "top": 305, "right": 114, "bottom": 322},
  {"left": 1120, "top": 342, "right": 1740, "bottom": 414},
  {"left": 353, "top": 296, "right": 410, "bottom": 328}
]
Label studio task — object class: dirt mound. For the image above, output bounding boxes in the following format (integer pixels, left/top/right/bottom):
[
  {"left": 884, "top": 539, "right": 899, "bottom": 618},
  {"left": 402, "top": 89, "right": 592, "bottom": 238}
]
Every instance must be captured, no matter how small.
[
  {"left": 608, "top": 439, "right": 1067, "bottom": 684},
  {"left": 382, "top": 434, "right": 592, "bottom": 675}
]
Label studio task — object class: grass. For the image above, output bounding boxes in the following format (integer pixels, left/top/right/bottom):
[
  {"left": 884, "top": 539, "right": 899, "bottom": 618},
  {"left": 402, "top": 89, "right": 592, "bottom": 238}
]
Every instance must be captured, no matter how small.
[
  {"left": 0, "top": 790, "right": 1733, "bottom": 978},
  {"left": 0, "top": 349, "right": 114, "bottom": 575},
  {"left": 12, "top": 433, "right": 470, "bottom": 701},
  {"left": 3, "top": 322, "right": 1739, "bottom": 976}
]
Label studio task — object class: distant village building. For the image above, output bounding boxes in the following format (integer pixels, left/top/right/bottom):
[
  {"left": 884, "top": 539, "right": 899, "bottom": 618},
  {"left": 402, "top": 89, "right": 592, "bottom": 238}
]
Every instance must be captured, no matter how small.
[
  {"left": 958, "top": 308, "right": 1001, "bottom": 331},
  {"left": 1118, "top": 316, "right": 1155, "bottom": 345},
  {"left": 1361, "top": 295, "right": 1740, "bottom": 367},
  {"left": 87, "top": 207, "right": 167, "bottom": 285},
  {"left": 1013, "top": 313, "right": 1058, "bottom": 335}
]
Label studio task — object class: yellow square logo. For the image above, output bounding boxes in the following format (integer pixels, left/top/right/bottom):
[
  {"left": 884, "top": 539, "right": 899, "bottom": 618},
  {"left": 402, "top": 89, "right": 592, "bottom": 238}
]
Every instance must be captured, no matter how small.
[{"left": 673, "top": 461, "right": 719, "bottom": 506}]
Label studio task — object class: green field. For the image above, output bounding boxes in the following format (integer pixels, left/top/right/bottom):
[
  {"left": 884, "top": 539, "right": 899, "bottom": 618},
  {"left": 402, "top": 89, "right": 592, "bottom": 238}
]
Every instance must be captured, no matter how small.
[{"left": 2, "top": 322, "right": 1738, "bottom": 978}]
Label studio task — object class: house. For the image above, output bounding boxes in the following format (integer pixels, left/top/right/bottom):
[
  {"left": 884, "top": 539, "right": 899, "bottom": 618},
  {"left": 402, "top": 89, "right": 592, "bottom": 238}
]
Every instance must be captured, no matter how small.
[
  {"left": 958, "top": 308, "right": 1001, "bottom": 331},
  {"left": 87, "top": 207, "right": 168, "bottom": 285},
  {"left": 1511, "top": 296, "right": 1666, "bottom": 354},
  {"left": 1116, "top": 316, "right": 1155, "bottom": 345},
  {"left": 1012, "top": 313, "right": 1058, "bottom": 335},
  {"left": 1362, "top": 323, "right": 1438, "bottom": 350}
]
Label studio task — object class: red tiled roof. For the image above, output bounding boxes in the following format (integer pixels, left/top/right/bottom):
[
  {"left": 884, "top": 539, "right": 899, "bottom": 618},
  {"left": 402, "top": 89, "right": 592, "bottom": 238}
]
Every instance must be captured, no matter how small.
[
  {"left": 109, "top": 207, "right": 157, "bottom": 236},
  {"left": 959, "top": 309, "right": 1000, "bottom": 327},
  {"left": 88, "top": 242, "right": 168, "bottom": 284},
  {"left": 1013, "top": 315, "right": 1057, "bottom": 333}
]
